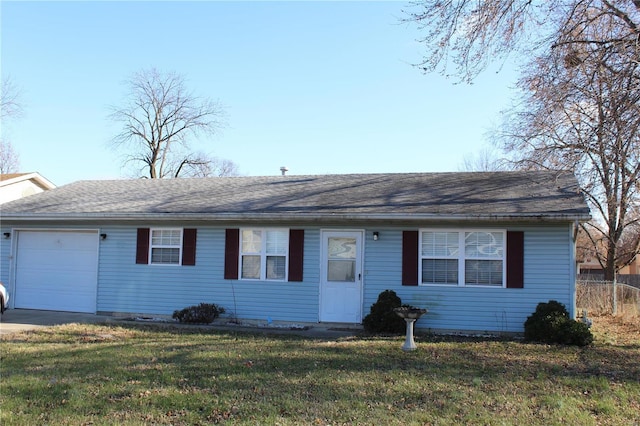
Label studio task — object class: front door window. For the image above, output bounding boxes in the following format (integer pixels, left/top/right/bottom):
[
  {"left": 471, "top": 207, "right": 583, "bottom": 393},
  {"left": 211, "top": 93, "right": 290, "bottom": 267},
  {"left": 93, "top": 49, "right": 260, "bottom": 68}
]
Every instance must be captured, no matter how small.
[{"left": 327, "top": 237, "right": 356, "bottom": 282}]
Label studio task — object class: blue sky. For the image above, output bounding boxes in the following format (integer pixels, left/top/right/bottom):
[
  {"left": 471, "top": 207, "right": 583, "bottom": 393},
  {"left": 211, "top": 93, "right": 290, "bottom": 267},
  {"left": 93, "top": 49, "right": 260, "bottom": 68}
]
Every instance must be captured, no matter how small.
[{"left": 1, "top": 1, "right": 518, "bottom": 186}]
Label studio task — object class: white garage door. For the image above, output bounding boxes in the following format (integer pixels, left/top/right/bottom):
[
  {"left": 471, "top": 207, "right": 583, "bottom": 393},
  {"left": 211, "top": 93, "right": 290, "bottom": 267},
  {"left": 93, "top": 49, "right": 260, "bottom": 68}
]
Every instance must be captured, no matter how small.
[{"left": 14, "top": 230, "right": 98, "bottom": 313}]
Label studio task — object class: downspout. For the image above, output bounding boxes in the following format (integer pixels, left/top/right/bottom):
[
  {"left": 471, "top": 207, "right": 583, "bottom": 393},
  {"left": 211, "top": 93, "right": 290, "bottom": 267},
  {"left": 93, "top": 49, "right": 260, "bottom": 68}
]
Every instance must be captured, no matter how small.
[{"left": 569, "top": 221, "right": 579, "bottom": 319}]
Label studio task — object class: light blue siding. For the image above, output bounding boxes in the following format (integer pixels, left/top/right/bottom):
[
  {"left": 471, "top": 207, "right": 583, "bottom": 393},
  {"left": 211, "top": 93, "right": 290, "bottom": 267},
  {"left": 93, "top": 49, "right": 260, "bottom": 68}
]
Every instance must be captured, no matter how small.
[
  {"left": 1, "top": 221, "right": 576, "bottom": 333},
  {"left": 96, "top": 227, "right": 322, "bottom": 322},
  {"left": 363, "top": 225, "right": 574, "bottom": 333},
  {"left": 0, "top": 225, "right": 12, "bottom": 286}
]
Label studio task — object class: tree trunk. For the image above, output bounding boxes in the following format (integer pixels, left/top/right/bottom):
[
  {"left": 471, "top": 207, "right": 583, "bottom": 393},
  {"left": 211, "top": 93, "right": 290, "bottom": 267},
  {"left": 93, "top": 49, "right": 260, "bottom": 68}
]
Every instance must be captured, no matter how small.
[{"left": 604, "top": 242, "right": 617, "bottom": 281}]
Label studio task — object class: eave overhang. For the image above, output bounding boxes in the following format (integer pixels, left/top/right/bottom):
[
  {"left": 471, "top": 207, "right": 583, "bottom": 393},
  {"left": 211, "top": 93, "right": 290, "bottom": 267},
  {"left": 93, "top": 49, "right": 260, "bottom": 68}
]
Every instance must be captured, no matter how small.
[{"left": 0, "top": 211, "right": 593, "bottom": 224}]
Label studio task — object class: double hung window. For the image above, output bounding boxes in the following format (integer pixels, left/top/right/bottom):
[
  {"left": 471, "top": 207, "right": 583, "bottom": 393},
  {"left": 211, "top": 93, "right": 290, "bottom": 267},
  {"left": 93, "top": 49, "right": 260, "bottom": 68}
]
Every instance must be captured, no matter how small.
[
  {"left": 150, "top": 229, "right": 182, "bottom": 265},
  {"left": 240, "top": 229, "right": 288, "bottom": 280},
  {"left": 420, "top": 230, "right": 505, "bottom": 287}
]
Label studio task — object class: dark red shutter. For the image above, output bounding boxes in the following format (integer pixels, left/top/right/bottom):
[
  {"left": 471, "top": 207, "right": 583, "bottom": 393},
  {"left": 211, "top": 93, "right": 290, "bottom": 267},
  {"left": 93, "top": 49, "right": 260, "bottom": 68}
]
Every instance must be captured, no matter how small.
[
  {"left": 224, "top": 229, "right": 240, "bottom": 279},
  {"left": 288, "top": 229, "right": 304, "bottom": 282},
  {"left": 136, "top": 228, "right": 150, "bottom": 264},
  {"left": 506, "top": 231, "right": 524, "bottom": 288},
  {"left": 182, "top": 228, "right": 197, "bottom": 266},
  {"left": 402, "top": 231, "right": 419, "bottom": 286}
]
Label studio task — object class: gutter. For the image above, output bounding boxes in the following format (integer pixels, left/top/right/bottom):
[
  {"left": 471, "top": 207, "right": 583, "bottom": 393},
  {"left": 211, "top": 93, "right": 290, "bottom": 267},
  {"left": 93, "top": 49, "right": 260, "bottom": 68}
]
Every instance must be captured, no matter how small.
[{"left": 0, "top": 212, "right": 593, "bottom": 223}]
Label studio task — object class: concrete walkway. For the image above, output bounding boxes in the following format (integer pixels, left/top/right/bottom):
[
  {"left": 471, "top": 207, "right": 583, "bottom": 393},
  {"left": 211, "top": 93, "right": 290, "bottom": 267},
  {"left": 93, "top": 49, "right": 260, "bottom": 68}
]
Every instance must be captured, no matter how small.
[{"left": 0, "top": 309, "right": 363, "bottom": 340}]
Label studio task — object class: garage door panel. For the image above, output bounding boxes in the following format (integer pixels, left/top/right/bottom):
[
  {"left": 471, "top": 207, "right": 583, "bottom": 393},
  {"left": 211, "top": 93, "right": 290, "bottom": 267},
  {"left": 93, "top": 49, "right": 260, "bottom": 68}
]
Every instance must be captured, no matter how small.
[
  {"left": 17, "top": 270, "right": 97, "bottom": 289},
  {"left": 15, "top": 231, "right": 98, "bottom": 313},
  {"left": 18, "top": 231, "right": 96, "bottom": 248},
  {"left": 17, "top": 250, "right": 98, "bottom": 271},
  {"left": 16, "top": 286, "right": 96, "bottom": 312}
]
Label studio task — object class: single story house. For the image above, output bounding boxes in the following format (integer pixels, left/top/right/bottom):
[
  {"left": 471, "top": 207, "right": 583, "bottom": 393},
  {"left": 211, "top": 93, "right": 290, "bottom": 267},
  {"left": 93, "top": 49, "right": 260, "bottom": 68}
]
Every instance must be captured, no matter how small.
[
  {"left": 0, "top": 171, "right": 591, "bottom": 334},
  {"left": 0, "top": 172, "right": 56, "bottom": 204}
]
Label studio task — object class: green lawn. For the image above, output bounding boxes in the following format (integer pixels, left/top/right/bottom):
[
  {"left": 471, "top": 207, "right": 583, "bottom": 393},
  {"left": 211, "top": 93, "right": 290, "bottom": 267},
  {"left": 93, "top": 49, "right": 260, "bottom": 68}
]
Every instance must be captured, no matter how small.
[{"left": 1, "top": 321, "right": 639, "bottom": 425}]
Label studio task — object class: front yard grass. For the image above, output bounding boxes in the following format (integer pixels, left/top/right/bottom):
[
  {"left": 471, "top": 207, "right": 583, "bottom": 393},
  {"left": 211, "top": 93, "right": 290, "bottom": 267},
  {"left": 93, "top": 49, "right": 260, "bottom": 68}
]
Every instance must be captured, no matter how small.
[{"left": 1, "top": 316, "right": 639, "bottom": 425}]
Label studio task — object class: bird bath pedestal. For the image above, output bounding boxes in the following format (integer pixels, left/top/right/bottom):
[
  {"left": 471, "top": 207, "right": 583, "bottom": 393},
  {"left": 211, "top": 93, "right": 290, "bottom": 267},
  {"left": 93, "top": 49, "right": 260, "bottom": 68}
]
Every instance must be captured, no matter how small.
[{"left": 394, "top": 307, "right": 427, "bottom": 351}]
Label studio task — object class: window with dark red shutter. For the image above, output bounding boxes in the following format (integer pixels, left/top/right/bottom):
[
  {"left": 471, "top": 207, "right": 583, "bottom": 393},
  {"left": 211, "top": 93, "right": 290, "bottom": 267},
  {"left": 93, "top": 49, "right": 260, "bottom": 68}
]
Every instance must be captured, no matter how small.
[
  {"left": 407, "top": 229, "right": 523, "bottom": 288},
  {"left": 225, "top": 228, "right": 304, "bottom": 282},
  {"left": 137, "top": 228, "right": 197, "bottom": 266}
]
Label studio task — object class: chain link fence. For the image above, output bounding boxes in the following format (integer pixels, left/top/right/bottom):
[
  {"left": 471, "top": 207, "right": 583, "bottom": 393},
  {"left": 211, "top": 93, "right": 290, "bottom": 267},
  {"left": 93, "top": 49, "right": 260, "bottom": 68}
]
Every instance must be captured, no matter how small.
[{"left": 576, "top": 279, "right": 640, "bottom": 316}]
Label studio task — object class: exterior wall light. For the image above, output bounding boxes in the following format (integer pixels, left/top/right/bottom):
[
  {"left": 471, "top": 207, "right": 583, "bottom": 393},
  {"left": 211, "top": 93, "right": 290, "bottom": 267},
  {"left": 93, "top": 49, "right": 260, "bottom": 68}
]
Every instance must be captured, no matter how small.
[
  {"left": 100, "top": 233, "right": 107, "bottom": 240},
  {"left": 3, "top": 232, "right": 10, "bottom": 239},
  {"left": 373, "top": 232, "right": 379, "bottom": 241}
]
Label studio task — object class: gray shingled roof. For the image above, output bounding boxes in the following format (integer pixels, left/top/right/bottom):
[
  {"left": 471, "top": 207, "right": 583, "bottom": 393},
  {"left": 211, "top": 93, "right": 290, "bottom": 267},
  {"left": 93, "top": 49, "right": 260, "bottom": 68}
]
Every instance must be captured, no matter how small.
[{"left": 0, "top": 171, "right": 591, "bottom": 222}]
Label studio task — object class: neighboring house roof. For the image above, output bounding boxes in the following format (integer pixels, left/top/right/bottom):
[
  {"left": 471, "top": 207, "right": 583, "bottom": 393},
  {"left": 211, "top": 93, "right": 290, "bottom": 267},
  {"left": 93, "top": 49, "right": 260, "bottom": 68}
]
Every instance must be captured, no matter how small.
[
  {"left": 0, "top": 172, "right": 56, "bottom": 204},
  {"left": 0, "top": 171, "right": 591, "bottom": 223},
  {"left": 0, "top": 172, "right": 56, "bottom": 189}
]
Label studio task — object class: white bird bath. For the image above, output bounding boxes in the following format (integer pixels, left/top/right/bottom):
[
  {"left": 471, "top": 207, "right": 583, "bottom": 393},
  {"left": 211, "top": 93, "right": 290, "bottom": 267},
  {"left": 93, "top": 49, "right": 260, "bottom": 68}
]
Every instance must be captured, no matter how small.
[{"left": 394, "top": 307, "right": 427, "bottom": 351}]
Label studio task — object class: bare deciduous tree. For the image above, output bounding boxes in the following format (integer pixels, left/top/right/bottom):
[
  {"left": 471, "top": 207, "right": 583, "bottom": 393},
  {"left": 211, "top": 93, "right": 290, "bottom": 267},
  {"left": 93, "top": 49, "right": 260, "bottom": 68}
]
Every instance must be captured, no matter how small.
[
  {"left": 109, "top": 68, "right": 234, "bottom": 178},
  {"left": 1, "top": 77, "right": 23, "bottom": 119},
  {"left": 0, "top": 77, "right": 23, "bottom": 173},
  {"left": 406, "top": 1, "right": 640, "bottom": 280},
  {"left": 616, "top": 222, "right": 640, "bottom": 271},
  {"left": 577, "top": 216, "right": 640, "bottom": 274},
  {"left": 404, "top": 1, "right": 640, "bottom": 83},
  {"left": 169, "top": 151, "right": 240, "bottom": 178},
  {"left": 0, "top": 139, "right": 20, "bottom": 174},
  {"left": 458, "top": 146, "right": 511, "bottom": 172},
  {"left": 501, "top": 16, "right": 639, "bottom": 280}
]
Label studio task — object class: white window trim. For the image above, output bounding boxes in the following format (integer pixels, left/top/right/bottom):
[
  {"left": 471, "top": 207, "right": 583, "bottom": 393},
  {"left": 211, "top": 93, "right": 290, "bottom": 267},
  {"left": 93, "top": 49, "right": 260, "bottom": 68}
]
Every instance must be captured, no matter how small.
[
  {"left": 149, "top": 228, "right": 183, "bottom": 266},
  {"left": 239, "top": 228, "right": 289, "bottom": 281},
  {"left": 418, "top": 228, "right": 507, "bottom": 288}
]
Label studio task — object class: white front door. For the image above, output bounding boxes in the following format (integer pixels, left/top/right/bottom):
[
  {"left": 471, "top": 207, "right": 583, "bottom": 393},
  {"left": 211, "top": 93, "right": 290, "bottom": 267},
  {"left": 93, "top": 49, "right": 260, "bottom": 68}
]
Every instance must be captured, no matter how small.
[{"left": 319, "top": 230, "right": 363, "bottom": 323}]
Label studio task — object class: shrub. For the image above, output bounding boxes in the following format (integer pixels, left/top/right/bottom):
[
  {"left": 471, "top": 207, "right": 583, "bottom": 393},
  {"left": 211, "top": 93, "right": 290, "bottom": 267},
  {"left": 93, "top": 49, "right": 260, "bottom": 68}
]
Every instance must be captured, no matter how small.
[
  {"left": 523, "top": 300, "right": 569, "bottom": 342},
  {"left": 172, "top": 303, "right": 226, "bottom": 324},
  {"left": 362, "top": 290, "right": 407, "bottom": 334},
  {"left": 524, "top": 300, "right": 593, "bottom": 346},
  {"left": 556, "top": 320, "right": 594, "bottom": 346}
]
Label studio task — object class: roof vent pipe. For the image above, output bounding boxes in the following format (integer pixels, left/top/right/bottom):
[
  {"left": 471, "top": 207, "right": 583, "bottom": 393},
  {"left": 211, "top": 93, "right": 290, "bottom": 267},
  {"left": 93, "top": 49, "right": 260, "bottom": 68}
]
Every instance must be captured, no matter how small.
[{"left": 280, "top": 166, "right": 289, "bottom": 176}]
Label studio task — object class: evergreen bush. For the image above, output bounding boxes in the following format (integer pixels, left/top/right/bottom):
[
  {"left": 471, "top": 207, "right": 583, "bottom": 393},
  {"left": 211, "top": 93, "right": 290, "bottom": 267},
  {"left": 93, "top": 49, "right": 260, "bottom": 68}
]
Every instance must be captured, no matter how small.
[
  {"left": 362, "top": 290, "right": 407, "bottom": 334},
  {"left": 172, "top": 303, "right": 226, "bottom": 324},
  {"left": 523, "top": 300, "right": 593, "bottom": 346},
  {"left": 556, "top": 320, "right": 594, "bottom": 346}
]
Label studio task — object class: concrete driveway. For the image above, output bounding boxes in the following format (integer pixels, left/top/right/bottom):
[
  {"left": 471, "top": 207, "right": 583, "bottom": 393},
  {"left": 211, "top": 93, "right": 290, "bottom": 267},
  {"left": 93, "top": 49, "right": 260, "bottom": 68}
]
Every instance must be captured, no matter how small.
[{"left": 0, "top": 309, "right": 114, "bottom": 335}]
